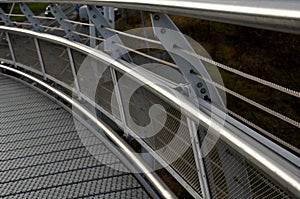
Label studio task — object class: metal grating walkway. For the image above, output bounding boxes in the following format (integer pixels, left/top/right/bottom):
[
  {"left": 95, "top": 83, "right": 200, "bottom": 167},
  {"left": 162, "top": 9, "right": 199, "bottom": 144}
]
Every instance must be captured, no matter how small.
[{"left": 0, "top": 75, "right": 151, "bottom": 198}]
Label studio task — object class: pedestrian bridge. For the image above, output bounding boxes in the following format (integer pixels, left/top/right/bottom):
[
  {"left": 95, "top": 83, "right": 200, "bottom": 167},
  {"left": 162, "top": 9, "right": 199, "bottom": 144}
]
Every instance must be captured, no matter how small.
[
  {"left": 0, "top": 1, "right": 299, "bottom": 198},
  {"left": 0, "top": 74, "right": 155, "bottom": 198}
]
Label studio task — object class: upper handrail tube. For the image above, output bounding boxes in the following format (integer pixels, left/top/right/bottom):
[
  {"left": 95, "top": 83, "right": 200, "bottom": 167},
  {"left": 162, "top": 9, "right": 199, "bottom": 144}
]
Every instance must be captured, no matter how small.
[
  {"left": 0, "top": 0, "right": 299, "bottom": 33},
  {"left": 0, "top": 26, "right": 299, "bottom": 197},
  {"left": 0, "top": 62, "right": 177, "bottom": 199}
]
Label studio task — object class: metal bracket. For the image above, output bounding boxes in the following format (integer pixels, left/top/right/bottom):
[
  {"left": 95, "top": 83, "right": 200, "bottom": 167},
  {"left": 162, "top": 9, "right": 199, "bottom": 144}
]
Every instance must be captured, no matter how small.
[
  {"left": 103, "top": 6, "right": 115, "bottom": 28},
  {"left": 89, "top": 21, "right": 96, "bottom": 48},
  {"left": 0, "top": 8, "right": 14, "bottom": 27},
  {"left": 151, "top": 12, "right": 214, "bottom": 198},
  {"left": 87, "top": 5, "right": 131, "bottom": 62},
  {"left": 151, "top": 13, "right": 252, "bottom": 199},
  {"left": 19, "top": 3, "right": 44, "bottom": 32},
  {"left": 151, "top": 13, "right": 226, "bottom": 108},
  {"left": 49, "top": 4, "right": 81, "bottom": 42}
]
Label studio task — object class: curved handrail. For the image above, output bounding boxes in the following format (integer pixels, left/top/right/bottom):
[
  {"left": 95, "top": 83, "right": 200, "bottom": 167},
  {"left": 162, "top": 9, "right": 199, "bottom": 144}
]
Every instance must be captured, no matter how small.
[
  {"left": 0, "top": 63, "right": 177, "bottom": 199},
  {"left": 0, "top": 26, "right": 299, "bottom": 197},
  {"left": 1, "top": 0, "right": 300, "bottom": 33}
]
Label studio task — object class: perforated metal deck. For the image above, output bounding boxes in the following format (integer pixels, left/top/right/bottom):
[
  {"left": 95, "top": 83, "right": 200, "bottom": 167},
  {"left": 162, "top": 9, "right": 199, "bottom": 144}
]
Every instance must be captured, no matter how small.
[{"left": 0, "top": 75, "right": 151, "bottom": 198}]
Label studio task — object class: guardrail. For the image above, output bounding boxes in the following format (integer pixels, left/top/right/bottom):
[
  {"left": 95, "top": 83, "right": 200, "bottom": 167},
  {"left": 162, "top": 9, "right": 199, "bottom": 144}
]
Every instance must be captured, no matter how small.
[
  {"left": 0, "top": 63, "right": 176, "bottom": 199},
  {"left": 0, "top": 1, "right": 299, "bottom": 198},
  {"left": 1, "top": 26, "right": 299, "bottom": 199},
  {"left": 1, "top": 0, "right": 300, "bottom": 33}
]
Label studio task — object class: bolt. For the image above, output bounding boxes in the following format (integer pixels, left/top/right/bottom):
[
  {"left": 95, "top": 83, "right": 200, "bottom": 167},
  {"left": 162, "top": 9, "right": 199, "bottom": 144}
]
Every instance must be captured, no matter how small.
[
  {"left": 201, "top": 88, "right": 206, "bottom": 94},
  {"left": 197, "top": 82, "right": 203, "bottom": 88},
  {"left": 88, "top": 6, "right": 93, "bottom": 11},
  {"left": 204, "top": 95, "right": 211, "bottom": 102},
  {"left": 160, "top": 28, "right": 166, "bottom": 34},
  {"left": 153, "top": 15, "right": 160, "bottom": 21},
  {"left": 93, "top": 15, "right": 96, "bottom": 19}
]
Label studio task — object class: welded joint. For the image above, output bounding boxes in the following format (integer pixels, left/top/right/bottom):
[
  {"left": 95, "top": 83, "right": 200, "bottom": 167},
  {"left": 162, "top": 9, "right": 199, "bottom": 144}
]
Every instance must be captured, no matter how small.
[{"left": 173, "top": 83, "right": 191, "bottom": 96}]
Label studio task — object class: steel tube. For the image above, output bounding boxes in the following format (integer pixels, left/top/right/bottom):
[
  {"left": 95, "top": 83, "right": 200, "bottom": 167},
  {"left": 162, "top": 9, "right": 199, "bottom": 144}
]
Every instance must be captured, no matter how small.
[
  {"left": 1, "top": 0, "right": 299, "bottom": 33},
  {"left": 0, "top": 26, "right": 299, "bottom": 196}
]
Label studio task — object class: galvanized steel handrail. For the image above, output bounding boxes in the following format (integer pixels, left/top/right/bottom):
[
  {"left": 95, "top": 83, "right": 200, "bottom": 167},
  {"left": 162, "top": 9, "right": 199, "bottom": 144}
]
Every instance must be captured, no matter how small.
[
  {"left": 0, "top": 1, "right": 299, "bottom": 198},
  {"left": 0, "top": 26, "right": 299, "bottom": 197},
  {"left": 0, "top": 0, "right": 300, "bottom": 33},
  {"left": 0, "top": 62, "right": 177, "bottom": 199}
]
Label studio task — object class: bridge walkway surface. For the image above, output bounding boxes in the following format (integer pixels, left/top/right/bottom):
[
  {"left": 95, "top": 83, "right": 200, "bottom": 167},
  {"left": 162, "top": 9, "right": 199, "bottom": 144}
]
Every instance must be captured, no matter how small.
[{"left": 0, "top": 74, "right": 151, "bottom": 198}]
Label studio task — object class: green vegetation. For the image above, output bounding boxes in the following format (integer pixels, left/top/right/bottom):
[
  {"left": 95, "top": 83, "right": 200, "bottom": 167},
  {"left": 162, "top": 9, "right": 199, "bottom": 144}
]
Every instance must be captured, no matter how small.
[{"left": 1, "top": 3, "right": 48, "bottom": 22}]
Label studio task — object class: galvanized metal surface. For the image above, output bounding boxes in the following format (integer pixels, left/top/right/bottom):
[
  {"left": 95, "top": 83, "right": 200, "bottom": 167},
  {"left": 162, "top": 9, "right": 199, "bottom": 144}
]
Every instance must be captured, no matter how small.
[
  {"left": 0, "top": 25, "right": 299, "bottom": 198},
  {"left": 0, "top": 75, "right": 151, "bottom": 198},
  {"left": 0, "top": 0, "right": 300, "bottom": 33}
]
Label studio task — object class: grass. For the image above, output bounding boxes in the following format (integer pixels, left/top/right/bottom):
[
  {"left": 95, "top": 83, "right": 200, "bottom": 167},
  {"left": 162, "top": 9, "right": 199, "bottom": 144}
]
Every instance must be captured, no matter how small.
[{"left": 1, "top": 3, "right": 48, "bottom": 22}]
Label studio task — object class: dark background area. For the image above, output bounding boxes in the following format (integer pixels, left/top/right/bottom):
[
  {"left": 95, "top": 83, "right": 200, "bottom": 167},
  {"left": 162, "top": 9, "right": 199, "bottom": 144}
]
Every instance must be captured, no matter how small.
[{"left": 117, "top": 11, "right": 300, "bottom": 150}]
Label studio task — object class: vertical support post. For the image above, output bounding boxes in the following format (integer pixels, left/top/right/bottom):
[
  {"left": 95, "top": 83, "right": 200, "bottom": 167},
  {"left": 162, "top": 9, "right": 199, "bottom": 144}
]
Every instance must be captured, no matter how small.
[
  {"left": 140, "top": 11, "right": 151, "bottom": 55},
  {"left": 5, "top": 32, "right": 16, "bottom": 67},
  {"left": 103, "top": 6, "right": 109, "bottom": 21},
  {"left": 19, "top": 3, "right": 44, "bottom": 32},
  {"left": 67, "top": 47, "right": 81, "bottom": 99},
  {"left": 33, "top": 37, "right": 47, "bottom": 79},
  {"left": 186, "top": 119, "right": 212, "bottom": 199},
  {"left": 151, "top": 12, "right": 217, "bottom": 198},
  {"left": 89, "top": 16, "right": 96, "bottom": 48},
  {"left": 151, "top": 12, "right": 252, "bottom": 199},
  {"left": 49, "top": 4, "right": 81, "bottom": 42},
  {"left": 110, "top": 68, "right": 127, "bottom": 132},
  {"left": 89, "top": 26, "right": 96, "bottom": 48},
  {"left": 109, "top": 7, "right": 115, "bottom": 29},
  {"left": 8, "top": 3, "right": 15, "bottom": 19}
]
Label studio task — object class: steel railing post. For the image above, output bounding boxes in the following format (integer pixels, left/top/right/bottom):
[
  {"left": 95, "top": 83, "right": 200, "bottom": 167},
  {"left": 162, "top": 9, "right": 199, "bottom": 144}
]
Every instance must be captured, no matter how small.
[
  {"left": 67, "top": 47, "right": 81, "bottom": 99},
  {"left": 33, "top": 37, "right": 47, "bottom": 79}
]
